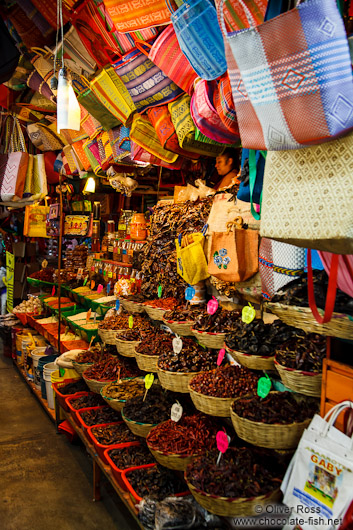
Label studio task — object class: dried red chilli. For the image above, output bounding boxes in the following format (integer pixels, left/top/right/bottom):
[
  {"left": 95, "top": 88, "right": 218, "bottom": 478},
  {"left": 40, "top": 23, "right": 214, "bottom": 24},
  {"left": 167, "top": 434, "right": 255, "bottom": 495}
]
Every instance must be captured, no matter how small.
[
  {"left": 70, "top": 394, "right": 105, "bottom": 409},
  {"left": 75, "top": 349, "right": 102, "bottom": 364},
  {"left": 91, "top": 423, "right": 138, "bottom": 445},
  {"left": 189, "top": 365, "right": 259, "bottom": 398},
  {"left": 79, "top": 407, "right": 121, "bottom": 426},
  {"left": 164, "top": 304, "right": 205, "bottom": 322},
  {"left": 144, "top": 298, "right": 177, "bottom": 310},
  {"left": 135, "top": 331, "right": 173, "bottom": 357},
  {"left": 109, "top": 445, "right": 155, "bottom": 469},
  {"left": 84, "top": 356, "right": 141, "bottom": 381},
  {"left": 146, "top": 414, "right": 218, "bottom": 456}
]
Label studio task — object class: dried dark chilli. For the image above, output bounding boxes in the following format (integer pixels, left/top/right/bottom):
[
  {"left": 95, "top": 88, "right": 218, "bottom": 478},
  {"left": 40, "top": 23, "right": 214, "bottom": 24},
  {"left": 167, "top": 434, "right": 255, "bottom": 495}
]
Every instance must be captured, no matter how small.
[
  {"left": 118, "top": 329, "right": 144, "bottom": 341},
  {"left": 186, "top": 447, "right": 283, "bottom": 498},
  {"left": 80, "top": 407, "right": 121, "bottom": 426},
  {"left": 164, "top": 304, "right": 206, "bottom": 322},
  {"left": 99, "top": 314, "right": 151, "bottom": 331},
  {"left": 158, "top": 338, "right": 218, "bottom": 373},
  {"left": 70, "top": 394, "right": 106, "bottom": 409},
  {"left": 275, "top": 333, "right": 326, "bottom": 372},
  {"left": 146, "top": 414, "right": 218, "bottom": 455},
  {"left": 135, "top": 331, "right": 174, "bottom": 357},
  {"left": 109, "top": 445, "right": 155, "bottom": 469},
  {"left": 84, "top": 356, "right": 141, "bottom": 381},
  {"left": 127, "top": 465, "right": 187, "bottom": 500},
  {"left": 232, "top": 392, "right": 319, "bottom": 424},
  {"left": 193, "top": 308, "right": 241, "bottom": 333},
  {"left": 225, "top": 319, "right": 298, "bottom": 356},
  {"left": 144, "top": 298, "right": 178, "bottom": 310},
  {"left": 189, "top": 365, "right": 259, "bottom": 398},
  {"left": 103, "top": 378, "right": 145, "bottom": 401},
  {"left": 91, "top": 423, "right": 138, "bottom": 445},
  {"left": 123, "top": 387, "right": 176, "bottom": 424},
  {"left": 59, "top": 379, "right": 89, "bottom": 395},
  {"left": 123, "top": 294, "right": 146, "bottom": 303}
]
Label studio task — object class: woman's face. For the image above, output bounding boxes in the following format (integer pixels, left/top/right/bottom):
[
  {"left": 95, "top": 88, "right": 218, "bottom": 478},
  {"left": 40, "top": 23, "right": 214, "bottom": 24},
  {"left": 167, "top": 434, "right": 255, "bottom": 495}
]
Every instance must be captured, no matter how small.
[{"left": 215, "top": 154, "right": 233, "bottom": 176}]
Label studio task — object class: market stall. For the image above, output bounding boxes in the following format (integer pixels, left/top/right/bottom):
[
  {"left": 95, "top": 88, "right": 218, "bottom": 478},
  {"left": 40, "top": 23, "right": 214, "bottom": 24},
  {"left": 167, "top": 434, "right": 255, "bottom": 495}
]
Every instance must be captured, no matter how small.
[{"left": 1, "top": 0, "right": 353, "bottom": 529}]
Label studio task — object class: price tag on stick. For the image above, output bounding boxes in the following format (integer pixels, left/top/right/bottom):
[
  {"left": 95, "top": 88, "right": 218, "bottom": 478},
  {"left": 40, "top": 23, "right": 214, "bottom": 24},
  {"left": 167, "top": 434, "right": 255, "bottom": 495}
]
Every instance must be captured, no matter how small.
[
  {"left": 185, "top": 286, "right": 195, "bottom": 301},
  {"left": 128, "top": 315, "right": 133, "bottom": 329},
  {"left": 217, "top": 348, "right": 225, "bottom": 366},
  {"left": 173, "top": 336, "right": 183, "bottom": 354},
  {"left": 89, "top": 336, "right": 94, "bottom": 349},
  {"left": 97, "top": 284, "right": 103, "bottom": 294},
  {"left": 157, "top": 284, "right": 163, "bottom": 298},
  {"left": 143, "top": 373, "right": 154, "bottom": 401},
  {"left": 207, "top": 296, "right": 218, "bottom": 315},
  {"left": 171, "top": 402, "right": 183, "bottom": 422},
  {"left": 216, "top": 431, "right": 230, "bottom": 465},
  {"left": 115, "top": 299, "right": 120, "bottom": 311},
  {"left": 51, "top": 286, "right": 55, "bottom": 296},
  {"left": 107, "top": 283, "right": 111, "bottom": 294},
  {"left": 91, "top": 280, "right": 95, "bottom": 290},
  {"left": 242, "top": 303, "right": 256, "bottom": 324},
  {"left": 86, "top": 308, "right": 92, "bottom": 322},
  {"left": 257, "top": 373, "right": 272, "bottom": 399},
  {"left": 83, "top": 276, "right": 88, "bottom": 286}
]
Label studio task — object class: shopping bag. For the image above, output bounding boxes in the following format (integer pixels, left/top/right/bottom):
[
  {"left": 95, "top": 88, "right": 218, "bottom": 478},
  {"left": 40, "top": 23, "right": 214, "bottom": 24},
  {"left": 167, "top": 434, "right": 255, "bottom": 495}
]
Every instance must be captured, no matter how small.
[
  {"left": 27, "top": 122, "right": 66, "bottom": 151},
  {"left": 113, "top": 43, "right": 183, "bottom": 114},
  {"left": 167, "top": 0, "right": 227, "bottom": 81},
  {"left": 318, "top": 253, "right": 353, "bottom": 299},
  {"left": 0, "top": 116, "right": 29, "bottom": 202},
  {"left": 208, "top": 218, "right": 259, "bottom": 282},
  {"left": 144, "top": 24, "right": 198, "bottom": 95},
  {"left": 5, "top": 3, "right": 48, "bottom": 50},
  {"left": 23, "top": 203, "right": 50, "bottom": 237},
  {"left": 130, "top": 114, "right": 179, "bottom": 164},
  {"left": 237, "top": 149, "right": 266, "bottom": 219},
  {"left": 218, "top": 0, "right": 353, "bottom": 150},
  {"left": 175, "top": 233, "right": 210, "bottom": 285},
  {"left": 260, "top": 133, "right": 353, "bottom": 254},
  {"left": 213, "top": 72, "right": 239, "bottom": 136},
  {"left": 131, "top": 141, "right": 185, "bottom": 169},
  {"left": 103, "top": 0, "right": 170, "bottom": 32},
  {"left": 259, "top": 238, "right": 306, "bottom": 300},
  {"left": 282, "top": 401, "right": 353, "bottom": 530}
]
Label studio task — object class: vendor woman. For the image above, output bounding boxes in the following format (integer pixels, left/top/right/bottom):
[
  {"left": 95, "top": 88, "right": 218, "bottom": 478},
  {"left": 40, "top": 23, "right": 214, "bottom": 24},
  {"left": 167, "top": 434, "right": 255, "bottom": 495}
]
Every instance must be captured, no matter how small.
[{"left": 214, "top": 147, "right": 240, "bottom": 191}]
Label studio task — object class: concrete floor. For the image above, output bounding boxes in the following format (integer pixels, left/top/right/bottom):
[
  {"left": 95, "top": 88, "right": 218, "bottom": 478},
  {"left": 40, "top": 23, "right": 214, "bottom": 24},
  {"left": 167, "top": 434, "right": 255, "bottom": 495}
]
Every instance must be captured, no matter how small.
[{"left": 0, "top": 348, "right": 141, "bottom": 530}]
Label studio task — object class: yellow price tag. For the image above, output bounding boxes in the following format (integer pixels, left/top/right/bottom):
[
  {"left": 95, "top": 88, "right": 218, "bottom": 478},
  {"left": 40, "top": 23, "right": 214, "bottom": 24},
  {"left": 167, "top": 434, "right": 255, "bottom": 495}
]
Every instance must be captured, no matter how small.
[
  {"left": 128, "top": 315, "right": 133, "bottom": 329},
  {"left": 242, "top": 303, "right": 256, "bottom": 324},
  {"left": 144, "top": 373, "right": 154, "bottom": 390}
]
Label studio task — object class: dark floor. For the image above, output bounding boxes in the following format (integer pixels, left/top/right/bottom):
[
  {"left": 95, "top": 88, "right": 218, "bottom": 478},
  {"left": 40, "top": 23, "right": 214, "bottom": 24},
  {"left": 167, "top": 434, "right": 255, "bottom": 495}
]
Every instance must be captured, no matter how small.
[{"left": 0, "top": 345, "right": 140, "bottom": 530}]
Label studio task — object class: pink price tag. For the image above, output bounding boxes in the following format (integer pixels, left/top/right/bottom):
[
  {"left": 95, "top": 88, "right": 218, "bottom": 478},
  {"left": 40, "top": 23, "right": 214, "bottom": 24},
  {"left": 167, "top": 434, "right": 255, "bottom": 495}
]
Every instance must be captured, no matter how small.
[
  {"left": 216, "top": 431, "right": 229, "bottom": 454},
  {"left": 97, "top": 284, "right": 103, "bottom": 294},
  {"left": 217, "top": 348, "right": 225, "bottom": 366},
  {"left": 207, "top": 296, "right": 218, "bottom": 315},
  {"left": 51, "top": 286, "right": 55, "bottom": 296}
]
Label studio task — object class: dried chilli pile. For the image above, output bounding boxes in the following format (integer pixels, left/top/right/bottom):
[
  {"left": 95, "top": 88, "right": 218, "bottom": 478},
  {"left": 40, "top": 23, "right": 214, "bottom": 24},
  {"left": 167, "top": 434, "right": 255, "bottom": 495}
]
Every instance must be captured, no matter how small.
[
  {"left": 102, "top": 378, "right": 145, "bottom": 401},
  {"left": 144, "top": 298, "right": 177, "bottom": 310},
  {"left": 84, "top": 356, "right": 141, "bottom": 381},
  {"left": 232, "top": 392, "right": 319, "bottom": 424},
  {"left": 275, "top": 333, "right": 326, "bottom": 372},
  {"left": 164, "top": 304, "right": 206, "bottom": 322},
  {"left": 193, "top": 308, "right": 241, "bottom": 333},
  {"left": 135, "top": 331, "right": 173, "bottom": 357},
  {"left": 69, "top": 394, "right": 106, "bottom": 409},
  {"left": 186, "top": 447, "right": 283, "bottom": 498},
  {"left": 59, "top": 379, "right": 89, "bottom": 395},
  {"left": 158, "top": 338, "right": 218, "bottom": 373},
  {"left": 189, "top": 365, "right": 259, "bottom": 398},
  {"left": 91, "top": 423, "right": 138, "bottom": 445},
  {"left": 141, "top": 199, "right": 212, "bottom": 300},
  {"left": 123, "top": 387, "right": 176, "bottom": 425},
  {"left": 79, "top": 407, "right": 121, "bottom": 426},
  {"left": 108, "top": 445, "right": 156, "bottom": 469},
  {"left": 146, "top": 414, "right": 218, "bottom": 456},
  {"left": 225, "top": 319, "right": 297, "bottom": 356},
  {"left": 127, "top": 465, "right": 187, "bottom": 500}
]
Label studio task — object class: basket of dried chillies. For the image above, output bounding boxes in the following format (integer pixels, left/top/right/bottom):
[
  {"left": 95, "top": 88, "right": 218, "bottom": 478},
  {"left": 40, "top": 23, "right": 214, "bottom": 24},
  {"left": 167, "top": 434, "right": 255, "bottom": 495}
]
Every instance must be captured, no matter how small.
[
  {"left": 274, "top": 332, "right": 326, "bottom": 397},
  {"left": 191, "top": 308, "right": 241, "bottom": 349},
  {"left": 185, "top": 447, "right": 283, "bottom": 516},
  {"left": 82, "top": 356, "right": 141, "bottom": 394},
  {"left": 143, "top": 298, "right": 177, "bottom": 321},
  {"left": 135, "top": 330, "right": 173, "bottom": 373},
  {"left": 188, "top": 366, "right": 259, "bottom": 417},
  {"left": 87, "top": 422, "right": 139, "bottom": 463},
  {"left": 100, "top": 378, "right": 145, "bottom": 412},
  {"left": 121, "top": 387, "right": 175, "bottom": 437},
  {"left": 65, "top": 392, "right": 106, "bottom": 425},
  {"left": 230, "top": 392, "right": 318, "bottom": 449},
  {"left": 225, "top": 319, "right": 297, "bottom": 371},
  {"left": 104, "top": 443, "right": 156, "bottom": 489},
  {"left": 76, "top": 406, "right": 122, "bottom": 438},
  {"left": 162, "top": 304, "right": 204, "bottom": 337},
  {"left": 121, "top": 295, "right": 146, "bottom": 314},
  {"left": 146, "top": 414, "right": 218, "bottom": 471},
  {"left": 157, "top": 339, "right": 219, "bottom": 393},
  {"left": 72, "top": 347, "right": 103, "bottom": 376},
  {"left": 98, "top": 314, "right": 130, "bottom": 344},
  {"left": 115, "top": 330, "right": 141, "bottom": 357}
]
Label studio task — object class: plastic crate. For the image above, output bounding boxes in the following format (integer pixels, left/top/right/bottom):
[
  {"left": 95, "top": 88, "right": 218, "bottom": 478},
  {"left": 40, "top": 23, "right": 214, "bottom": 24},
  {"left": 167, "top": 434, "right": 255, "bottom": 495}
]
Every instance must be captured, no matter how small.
[
  {"left": 76, "top": 406, "right": 120, "bottom": 438},
  {"left": 52, "top": 378, "right": 85, "bottom": 411},
  {"left": 65, "top": 393, "right": 102, "bottom": 426},
  {"left": 104, "top": 443, "right": 145, "bottom": 489},
  {"left": 87, "top": 422, "right": 136, "bottom": 464}
]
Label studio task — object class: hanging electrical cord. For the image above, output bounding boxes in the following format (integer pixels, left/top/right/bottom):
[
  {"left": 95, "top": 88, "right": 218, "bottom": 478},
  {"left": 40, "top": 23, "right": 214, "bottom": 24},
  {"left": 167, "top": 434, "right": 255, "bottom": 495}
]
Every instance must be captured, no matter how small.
[{"left": 51, "top": 0, "right": 65, "bottom": 90}]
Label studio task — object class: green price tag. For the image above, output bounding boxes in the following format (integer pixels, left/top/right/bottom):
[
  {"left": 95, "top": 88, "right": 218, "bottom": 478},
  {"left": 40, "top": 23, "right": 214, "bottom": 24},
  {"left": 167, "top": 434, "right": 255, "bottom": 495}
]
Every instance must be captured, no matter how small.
[
  {"left": 257, "top": 373, "right": 272, "bottom": 398},
  {"left": 157, "top": 285, "right": 162, "bottom": 298},
  {"left": 242, "top": 303, "right": 256, "bottom": 324},
  {"left": 128, "top": 315, "right": 133, "bottom": 329},
  {"left": 73, "top": 304, "right": 76, "bottom": 312},
  {"left": 83, "top": 276, "right": 88, "bottom": 286},
  {"left": 59, "top": 367, "right": 65, "bottom": 377}
]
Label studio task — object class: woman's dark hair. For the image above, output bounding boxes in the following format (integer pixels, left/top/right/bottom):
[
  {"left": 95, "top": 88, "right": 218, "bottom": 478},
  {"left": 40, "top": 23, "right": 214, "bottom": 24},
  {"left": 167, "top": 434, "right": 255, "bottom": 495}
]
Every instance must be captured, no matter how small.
[{"left": 221, "top": 147, "right": 239, "bottom": 170}]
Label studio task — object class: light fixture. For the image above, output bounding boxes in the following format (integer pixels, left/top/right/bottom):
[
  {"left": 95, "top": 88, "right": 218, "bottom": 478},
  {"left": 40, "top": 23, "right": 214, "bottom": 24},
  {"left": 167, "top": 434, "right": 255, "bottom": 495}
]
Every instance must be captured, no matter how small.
[
  {"left": 57, "top": 67, "right": 80, "bottom": 133},
  {"left": 83, "top": 176, "right": 96, "bottom": 194}
]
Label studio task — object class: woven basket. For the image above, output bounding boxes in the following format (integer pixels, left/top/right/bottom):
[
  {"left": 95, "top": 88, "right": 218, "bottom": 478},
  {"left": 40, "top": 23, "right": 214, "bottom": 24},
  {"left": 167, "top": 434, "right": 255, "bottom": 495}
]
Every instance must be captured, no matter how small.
[
  {"left": 162, "top": 318, "right": 195, "bottom": 337},
  {"left": 148, "top": 448, "right": 196, "bottom": 471},
  {"left": 186, "top": 481, "right": 281, "bottom": 517},
  {"left": 188, "top": 385, "right": 234, "bottom": 418},
  {"left": 135, "top": 352, "right": 159, "bottom": 373},
  {"left": 230, "top": 396, "right": 312, "bottom": 449},
  {"left": 121, "top": 299, "right": 145, "bottom": 314},
  {"left": 225, "top": 345, "right": 275, "bottom": 371},
  {"left": 98, "top": 328, "right": 121, "bottom": 345},
  {"left": 121, "top": 411, "right": 157, "bottom": 438},
  {"left": 72, "top": 361, "right": 94, "bottom": 376},
  {"left": 191, "top": 328, "right": 226, "bottom": 349},
  {"left": 115, "top": 332, "right": 140, "bottom": 358},
  {"left": 143, "top": 305, "right": 167, "bottom": 321},
  {"left": 100, "top": 386, "right": 125, "bottom": 412},
  {"left": 82, "top": 372, "right": 114, "bottom": 394},
  {"left": 157, "top": 367, "right": 202, "bottom": 394},
  {"left": 274, "top": 360, "right": 322, "bottom": 397},
  {"left": 266, "top": 302, "right": 353, "bottom": 340}
]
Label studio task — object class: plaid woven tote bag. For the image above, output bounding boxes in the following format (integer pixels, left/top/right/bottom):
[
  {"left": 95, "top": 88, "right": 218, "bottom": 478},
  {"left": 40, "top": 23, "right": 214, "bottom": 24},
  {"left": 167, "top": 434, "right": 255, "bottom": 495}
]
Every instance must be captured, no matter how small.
[
  {"left": 130, "top": 114, "right": 179, "bottom": 164},
  {"left": 102, "top": 0, "right": 170, "bottom": 32},
  {"left": 213, "top": 73, "right": 239, "bottom": 136},
  {"left": 218, "top": 0, "right": 353, "bottom": 150}
]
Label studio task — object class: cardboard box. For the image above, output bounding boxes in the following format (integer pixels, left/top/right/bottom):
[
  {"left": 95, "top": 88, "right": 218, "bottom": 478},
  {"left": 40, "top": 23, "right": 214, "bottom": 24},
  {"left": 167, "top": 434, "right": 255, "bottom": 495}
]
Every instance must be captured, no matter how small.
[
  {"left": 14, "top": 262, "right": 26, "bottom": 283},
  {"left": 13, "top": 242, "right": 26, "bottom": 258},
  {"left": 25, "top": 243, "right": 37, "bottom": 257}
]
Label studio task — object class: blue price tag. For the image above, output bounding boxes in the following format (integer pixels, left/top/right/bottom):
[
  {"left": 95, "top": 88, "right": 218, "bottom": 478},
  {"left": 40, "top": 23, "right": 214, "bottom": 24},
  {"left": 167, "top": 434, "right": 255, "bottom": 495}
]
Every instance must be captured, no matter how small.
[
  {"left": 115, "top": 299, "right": 120, "bottom": 311},
  {"left": 107, "top": 283, "right": 111, "bottom": 294},
  {"left": 185, "top": 286, "right": 195, "bottom": 301}
]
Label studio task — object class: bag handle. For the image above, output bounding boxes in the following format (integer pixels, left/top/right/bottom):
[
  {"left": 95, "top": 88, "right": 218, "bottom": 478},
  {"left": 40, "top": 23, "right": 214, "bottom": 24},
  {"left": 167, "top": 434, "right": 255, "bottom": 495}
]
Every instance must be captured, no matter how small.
[
  {"left": 134, "top": 40, "right": 152, "bottom": 57},
  {"left": 322, "top": 401, "right": 353, "bottom": 438},
  {"left": 218, "top": 0, "right": 258, "bottom": 37},
  {"left": 249, "top": 149, "right": 266, "bottom": 221},
  {"left": 307, "top": 249, "right": 339, "bottom": 324},
  {"left": 166, "top": 0, "right": 177, "bottom": 15}
]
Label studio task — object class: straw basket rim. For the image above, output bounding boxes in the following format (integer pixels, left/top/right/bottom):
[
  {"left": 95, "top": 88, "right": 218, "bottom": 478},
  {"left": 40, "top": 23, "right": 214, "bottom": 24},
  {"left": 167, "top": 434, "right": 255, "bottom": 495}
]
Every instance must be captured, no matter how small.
[
  {"left": 188, "top": 384, "right": 234, "bottom": 417},
  {"left": 274, "top": 358, "right": 322, "bottom": 377},
  {"left": 121, "top": 299, "right": 145, "bottom": 313},
  {"left": 225, "top": 345, "right": 275, "bottom": 370},
  {"left": 191, "top": 328, "right": 226, "bottom": 349},
  {"left": 157, "top": 366, "right": 202, "bottom": 393},
  {"left": 148, "top": 447, "right": 197, "bottom": 471},
  {"left": 134, "top": 350, "right": 159, "bottom": 372},
  {"left": 121, "top": 410, "right": 158, "bottom": 437},
  {"left": 143, "top": 305, "right": 167, "bottom": 321}
]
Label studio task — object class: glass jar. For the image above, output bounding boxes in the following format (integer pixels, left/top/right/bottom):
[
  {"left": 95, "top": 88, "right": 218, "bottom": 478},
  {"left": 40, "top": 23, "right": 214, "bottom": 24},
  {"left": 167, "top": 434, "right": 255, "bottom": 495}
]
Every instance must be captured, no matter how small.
[
  {"left": 117, "top": 211, "right": 127, "bottom": 239},
  {"left": 130, "top": 213, "right": 147, "bottom": 241}
]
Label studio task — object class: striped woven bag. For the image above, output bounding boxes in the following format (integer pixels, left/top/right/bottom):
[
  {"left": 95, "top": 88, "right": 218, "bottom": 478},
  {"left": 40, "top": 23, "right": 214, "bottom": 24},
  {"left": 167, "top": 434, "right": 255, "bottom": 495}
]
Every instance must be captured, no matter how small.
[
  {"left": 77, "top": 86, "right": 120, "bottom": 131},
  {"left": 213, "top": 73, "right": 239, "bottom": 136},
  {"left": 130, "top": 114, "right": 179, "bottom": 164}
]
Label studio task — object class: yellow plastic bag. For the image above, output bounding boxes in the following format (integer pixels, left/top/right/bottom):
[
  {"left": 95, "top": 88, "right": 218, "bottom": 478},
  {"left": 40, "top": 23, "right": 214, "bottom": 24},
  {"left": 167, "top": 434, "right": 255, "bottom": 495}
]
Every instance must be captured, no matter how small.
[
  {"left": 23, "top": 203, "right": 49, "bottom": 238},
  {"left": 175, "top": 233, "right": 210, "bottom": 285}
]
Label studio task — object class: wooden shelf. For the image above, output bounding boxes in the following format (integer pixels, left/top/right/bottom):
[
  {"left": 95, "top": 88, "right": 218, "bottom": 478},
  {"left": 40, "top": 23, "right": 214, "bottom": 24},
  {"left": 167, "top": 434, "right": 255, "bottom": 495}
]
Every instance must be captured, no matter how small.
[{"left": 93, "top": 259, "right": 133, "bottom": 267}]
